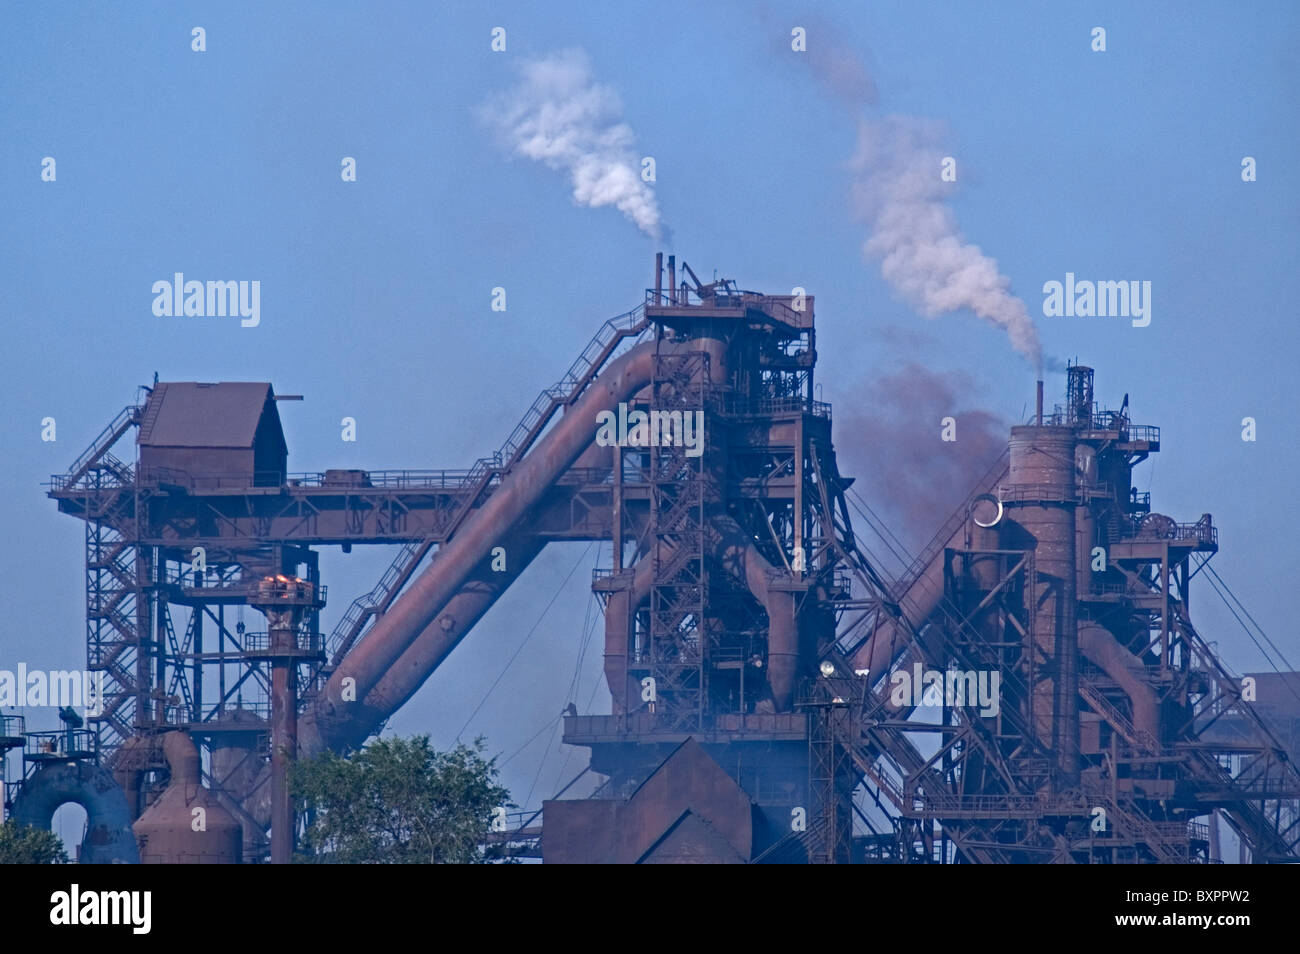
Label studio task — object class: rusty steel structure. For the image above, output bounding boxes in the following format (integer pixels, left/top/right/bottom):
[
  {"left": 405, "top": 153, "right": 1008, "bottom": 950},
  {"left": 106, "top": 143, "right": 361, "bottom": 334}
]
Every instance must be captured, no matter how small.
[{"left": 34, "top": 256, "right": 1300, "bottom": 863}]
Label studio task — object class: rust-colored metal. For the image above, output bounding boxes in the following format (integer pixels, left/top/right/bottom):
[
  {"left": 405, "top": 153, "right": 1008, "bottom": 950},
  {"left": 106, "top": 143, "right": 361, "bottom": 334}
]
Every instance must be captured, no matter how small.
[{"left": 133, "top": 731, "right": 241, "bottom": 864}]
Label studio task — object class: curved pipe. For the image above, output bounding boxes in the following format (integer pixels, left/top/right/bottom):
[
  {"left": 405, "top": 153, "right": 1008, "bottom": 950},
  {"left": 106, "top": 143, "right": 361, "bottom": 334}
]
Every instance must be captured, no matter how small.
[
  {"left": 10, "top": 761, "right": 139, "bottom": 863},
  {"left": 712, "top": 515, "right": 798, "bottom": 711},
  {"left": 604, "top": 552, "right": 657, "bottom": 714},
  {"left": 1078, "top": 623, "right": 1159, "bottom": 744},
  {"left": 163, "top": 729, "right": 201, "bottom": 783}
]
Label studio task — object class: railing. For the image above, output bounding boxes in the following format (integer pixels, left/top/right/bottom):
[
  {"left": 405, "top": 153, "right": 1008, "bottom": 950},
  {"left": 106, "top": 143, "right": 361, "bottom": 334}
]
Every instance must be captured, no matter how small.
[
  {"left": 325, "top": 541, "right": 431, "bottom": 664},
  {"left": 24, "top": 729, "right": 97, "bottom": 761},
  {"left": 1044, "top": 408, "right": 1160, "bottom": 444},
  {"left": 325, "top": 305, "right": 652, "bottom": 668},
  {"left": 292, "top": 469, "right": 477, "bottom": 489},
  {"left": 0, "top": 714, "right": 25, "bottom": 743},
  {"left": 53, "top": 404, "right": 142, "bottom": 491},
  {"left": 1124, "top": 424, "right": 1160, "bottom": 443},
  {"left": 240, "top": 630, "right": 326, "bottom": 656},
  {"left": 202, "top": 699, "right": 272, "bottom": 722},
  {"left": 138, "top": 467, "right": 287, "bottom": 490},
  {"left": 1089, "top": 582, "right": 1129, "bottom": 596},
  {"left": 1116, "top": 515, "right": 1217, "bottom": 546},
  {"left": 644, "top": 288, "right": 814, "bottom": 329},
  {"left": 716, "top": 394, "right": 831, "bottom": 420}
]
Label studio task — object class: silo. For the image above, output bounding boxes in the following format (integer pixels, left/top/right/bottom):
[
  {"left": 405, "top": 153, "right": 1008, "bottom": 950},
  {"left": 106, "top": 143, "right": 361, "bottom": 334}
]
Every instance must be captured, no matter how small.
[{"left": 134, "top": 730, "right": 242, "bottom": 863}]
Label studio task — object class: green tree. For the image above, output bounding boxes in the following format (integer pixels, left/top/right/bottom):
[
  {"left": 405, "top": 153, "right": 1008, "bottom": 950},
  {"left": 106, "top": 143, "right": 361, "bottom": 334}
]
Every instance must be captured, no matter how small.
[
  {"left": 291, "top": 735, "right": 513, "bottom": 863},
  {"left": 0, "top": 820, "right": 68, "bottom": 864}
]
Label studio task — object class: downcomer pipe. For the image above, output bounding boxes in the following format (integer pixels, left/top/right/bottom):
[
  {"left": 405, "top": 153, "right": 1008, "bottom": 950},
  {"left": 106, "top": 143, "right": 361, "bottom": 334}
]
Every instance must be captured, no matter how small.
[
  {"left": 306, "top": 331, "right": 731, "bottom": 751},
  {"left": 712, "top": 515, "right": 799, "bottom": 711},
  {"left": 848, "top": 461, "right": 1010, "bottom": 688},
  {"left": 604, "top": 552, "right": 657, "bottom": 714},
  {"left": 306, "top": 339, "right": 660, "bottom": 742},
  {"left": 1077, "top": 623, "right": 1159, "bottom": 744}
]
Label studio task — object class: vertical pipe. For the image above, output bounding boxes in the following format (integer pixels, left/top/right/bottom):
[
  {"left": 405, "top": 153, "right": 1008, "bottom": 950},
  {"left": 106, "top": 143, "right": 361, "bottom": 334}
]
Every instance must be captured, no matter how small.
[
  {"left": 269, "top": 615, "right": 297, "bottom": 865},
  {"left": 793, "top": 422, "right": 803, "bottom": 579},
  {"left": 612, "top": 447, "right": 623, "bottom": 570},
  {"left": 193, "top": 608, "right": 203, "bottom": 724},
  {"left": 667, "top": 255, "right": 676, "bottom": 305},
  {"left": 1036, "top": 380, "right": 1044, "bottom": 426},
  {"left": 654, "top": 252, "right": 663, "bottom": 305}
]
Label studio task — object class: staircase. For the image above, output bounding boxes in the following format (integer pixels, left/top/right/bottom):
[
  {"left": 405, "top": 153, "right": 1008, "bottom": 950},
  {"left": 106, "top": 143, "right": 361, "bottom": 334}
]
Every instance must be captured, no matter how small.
[
  {"left": 55, "top": 404, "right": 142, "bottom": 491},
  {"left": 324, "top": 305, "right": 652, "bottom": 666}
]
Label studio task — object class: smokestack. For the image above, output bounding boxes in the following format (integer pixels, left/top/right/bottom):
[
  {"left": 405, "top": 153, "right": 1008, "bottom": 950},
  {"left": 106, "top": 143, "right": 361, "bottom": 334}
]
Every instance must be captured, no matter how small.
[
  {"left": 1036, "top": 380, "right": 1044, "bottom": 426},
  {"left": 654, "top": 252, "right": 663, "bottom": 304},
  {"left": 667, "top": 255, "right": 676, "bottom": 305}
]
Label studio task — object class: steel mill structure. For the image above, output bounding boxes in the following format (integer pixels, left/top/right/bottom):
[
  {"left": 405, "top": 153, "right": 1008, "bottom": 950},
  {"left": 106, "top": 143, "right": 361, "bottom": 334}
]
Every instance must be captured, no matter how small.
[{"left": 14, "top": 255, "right": 1300, "bottom": 863}]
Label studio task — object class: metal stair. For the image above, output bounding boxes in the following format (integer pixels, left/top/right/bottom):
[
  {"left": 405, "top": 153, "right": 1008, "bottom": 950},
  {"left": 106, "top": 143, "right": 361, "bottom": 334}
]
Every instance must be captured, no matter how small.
[{"left": 324, "top": 305, "right": 652, "bottom": 667}]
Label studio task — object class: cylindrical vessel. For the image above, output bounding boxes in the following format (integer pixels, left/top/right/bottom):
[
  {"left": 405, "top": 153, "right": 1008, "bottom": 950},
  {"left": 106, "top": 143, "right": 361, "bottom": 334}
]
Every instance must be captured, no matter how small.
[{"left": 1005, "top": 425, "right": 1078, "bottom": 781}]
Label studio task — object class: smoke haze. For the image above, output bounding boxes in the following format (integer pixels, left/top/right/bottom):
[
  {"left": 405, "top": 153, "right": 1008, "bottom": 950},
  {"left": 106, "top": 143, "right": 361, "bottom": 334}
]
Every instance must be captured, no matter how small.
[{"left": 838, "top": 361, "right": 1006, "bottom": 551}]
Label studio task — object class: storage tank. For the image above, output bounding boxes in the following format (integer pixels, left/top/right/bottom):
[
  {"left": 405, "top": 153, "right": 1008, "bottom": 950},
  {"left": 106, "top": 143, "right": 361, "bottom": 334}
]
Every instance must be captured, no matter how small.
[{"left": 134, "top": 731, "right": 242, "bottom": 863}]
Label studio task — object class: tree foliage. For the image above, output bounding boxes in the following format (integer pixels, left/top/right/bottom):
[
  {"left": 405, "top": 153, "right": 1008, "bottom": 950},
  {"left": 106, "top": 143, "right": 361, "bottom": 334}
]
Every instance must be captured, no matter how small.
[
  {"left": 0, "top": 820, "right": 69, "bottom": 864},
  {"left": 291, "top": 735, "right": 512, "bottom": 863}
]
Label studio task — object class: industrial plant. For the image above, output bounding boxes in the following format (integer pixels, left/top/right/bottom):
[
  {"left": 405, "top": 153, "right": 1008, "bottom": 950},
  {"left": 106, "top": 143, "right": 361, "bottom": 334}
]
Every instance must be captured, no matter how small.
[{"left": 7, "top": 256, "right": 1298, "bottom": 863}]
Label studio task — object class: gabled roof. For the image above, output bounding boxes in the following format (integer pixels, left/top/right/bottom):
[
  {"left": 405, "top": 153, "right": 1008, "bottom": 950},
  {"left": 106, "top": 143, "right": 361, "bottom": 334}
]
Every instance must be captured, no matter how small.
[{"left": 138, "top": 382, "right": 283, "bottom": 449}]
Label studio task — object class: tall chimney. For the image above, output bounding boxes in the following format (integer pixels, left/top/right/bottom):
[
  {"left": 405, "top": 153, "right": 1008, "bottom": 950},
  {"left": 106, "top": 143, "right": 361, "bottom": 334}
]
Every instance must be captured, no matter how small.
[
  {"left": 667, "top": 255, "right": 676, "bottom": 305},
  {"left": 1036, "top": 380, "right": 1044, "bottom": 426},
  {"left": 654, "top": 252, "right": 663, "bottom": 304}
]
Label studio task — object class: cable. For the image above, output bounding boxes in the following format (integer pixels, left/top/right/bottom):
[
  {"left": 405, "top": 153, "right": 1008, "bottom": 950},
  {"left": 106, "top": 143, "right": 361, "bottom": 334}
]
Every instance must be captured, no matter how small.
[
  {"left": 1196, "top": 559, "right": 1300, "bottom": 709},
  {"left": 454, "top": 541, "right": 595, "bottom": 743},
  {"left": 1204, "top": 563, "right": 1296, "bottom": 674},
  {"left": 498, "top": 712, "right": 562, "bottom": 769}
]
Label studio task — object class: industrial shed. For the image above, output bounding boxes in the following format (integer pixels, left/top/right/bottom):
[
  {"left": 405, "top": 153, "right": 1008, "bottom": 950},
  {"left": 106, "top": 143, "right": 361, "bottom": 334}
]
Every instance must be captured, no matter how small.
[{"left": 137, "top": 382, "right": 288, "bottom": 488}]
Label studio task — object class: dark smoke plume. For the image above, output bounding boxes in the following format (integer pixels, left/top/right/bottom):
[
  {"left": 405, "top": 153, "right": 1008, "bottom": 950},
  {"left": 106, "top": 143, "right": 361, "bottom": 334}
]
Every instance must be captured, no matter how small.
[{"left": 838, "top": 362, "right": 1006, "bottom": 552}]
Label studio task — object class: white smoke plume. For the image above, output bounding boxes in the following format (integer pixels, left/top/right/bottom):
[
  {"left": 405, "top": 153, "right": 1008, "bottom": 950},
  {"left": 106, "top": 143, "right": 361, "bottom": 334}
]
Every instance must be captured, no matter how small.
[
  {"left": 787, "top": 25, "right": 1047, "bottom": 370},
  {"left": 849, "top": 116, "right": 1044, "bottom": 371},
  {"left": 482, "top": 50, "right": 664, "bottom": 240}
]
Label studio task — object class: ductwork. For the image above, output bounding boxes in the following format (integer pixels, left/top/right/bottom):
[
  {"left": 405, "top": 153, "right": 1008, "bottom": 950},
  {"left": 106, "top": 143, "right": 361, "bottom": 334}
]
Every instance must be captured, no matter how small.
[
  {"left": 1077, "top": 623, "right": 1159, "bottom": 744},
  {"left": 604, "top": 553, "right": 657, "bottom": 714},
  {"left": 304, "top": 339, "right": 661, "bottom": 747},
  {"left": 849, "top": 517, "right": 979, "bottom": 687},
  {"left": 711, "top": 515, "right": 798, "bottom": 711},
  {"left": 11, "top": 760, "right": 139, "bottom": 863}
]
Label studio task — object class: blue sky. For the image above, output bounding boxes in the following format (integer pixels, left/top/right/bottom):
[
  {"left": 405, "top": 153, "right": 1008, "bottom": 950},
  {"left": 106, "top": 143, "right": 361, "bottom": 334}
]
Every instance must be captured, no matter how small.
[{"left": 2, "top": 1, "right": 1297, "bottom": 830}]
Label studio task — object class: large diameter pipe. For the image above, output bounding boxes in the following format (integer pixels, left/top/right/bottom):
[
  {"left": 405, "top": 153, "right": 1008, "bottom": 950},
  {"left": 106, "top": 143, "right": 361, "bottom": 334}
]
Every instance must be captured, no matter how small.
[
  {"left": 604, "top": 554, "right": 657, "bottom": 714},
  {"left": 310, "top": 340, "right": 658, "bottom": 733},
  {"left": 302, "top": 445, "right": 618, "bottom": 756},
  {"left": 849, "top": 516, "right": 979, "bottom": 684},
  {"left": 848, "top": 462, "right": 1010, "bottom": 686},
  {"left": 712, "top": 516, "right": 798, "bottom": 711},
  {"left": 1078, "top": 623, "right": 1159, "bottom": 744}
]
